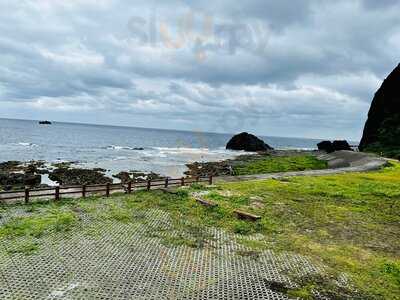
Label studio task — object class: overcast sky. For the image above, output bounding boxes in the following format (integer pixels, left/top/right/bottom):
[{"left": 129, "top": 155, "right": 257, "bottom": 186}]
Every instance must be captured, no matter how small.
[{"left": 0, "top": 0, "right": 399, "bottom": 140}]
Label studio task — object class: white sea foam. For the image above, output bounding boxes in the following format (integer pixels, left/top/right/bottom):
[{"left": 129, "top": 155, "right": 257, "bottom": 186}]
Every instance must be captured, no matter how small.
[
  {"left": 112, "top": 156, "right": 129, "bottom": 161},
  {"left": 141, "top": 150, "right": 167, "bottom": 158},
  {"left": 154, "top": 147, "right": 216, "bottom": 155},
  {"left": 152, "top": 146, "right": 249, "bottom": 157},
  {"left": 16, "top": 142, "right": 38, "bottom": 147},
  {"left": 104, "top": 145, "right": 250, "bottom": 157},
  {"left": 106, "top": 145, "right": 144, "bottom": 151},
  {"left": 106, "top": 146, "right": 237, "bottom": 158},
  {"left": 155, "top": 146, "right": 209, "bottom": 152}
]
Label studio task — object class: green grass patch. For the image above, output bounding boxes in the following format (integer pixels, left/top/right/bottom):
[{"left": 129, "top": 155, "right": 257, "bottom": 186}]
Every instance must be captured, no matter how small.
[
  {"left": 0, "top": 211, "right": 77, "bottom": 239},
  {"left": 6, "top": 240, "right": 39, "bottom": 256},
  {"left": 0, "top": 207, "right": 78, "bottom": 255},
  {"left": 233, "top": 155, "right": 327, "bottom": 175},
  {"left": 214, "top": 162, "right": 400, "bottom": 299}
]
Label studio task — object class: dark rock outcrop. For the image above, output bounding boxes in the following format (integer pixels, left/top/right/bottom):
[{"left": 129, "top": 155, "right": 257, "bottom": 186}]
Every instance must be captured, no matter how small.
[
  {"left": 359, "top": 64, "right": 400, "bottom": 157},
  {"left": 0, "top": 160, "right": 44, "bottom": 190},
  {"left": 0, "top": 172, "right": 41, "bottom": 190},
  {"left": 332, "top": 140, "right": 352, "bottom": 151},
  {"left": 49, "top": 167, "right": 112, "bottom": 186},
  {"left": 112, "top": 170, "right": 165, "bottom": 183},
  {"left": 317, "top": 140, "right": 352, "bottom": 153},
  {"left": 185, "top": 152, "right": 273, "bottom": 177},
  {"left": 113, "top": 171, "right": 132, "bottom": 184},
  {"left": 0, "top": 161, "right": 21, "bottom": 172},
  {"left": 317, "top": 141, "right": 334, "bottom": 153},
  {"left": 185, "top": 161, "right": 233, "bottom": 177},
  {"left": 226, "top": 132, "right": 273, "bottom": 152}
]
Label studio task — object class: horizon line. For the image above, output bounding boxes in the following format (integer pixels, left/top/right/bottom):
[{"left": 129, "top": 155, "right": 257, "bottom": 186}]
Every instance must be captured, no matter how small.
[{"left": 0, "top": 117, "right": 356, "bottom": 142}]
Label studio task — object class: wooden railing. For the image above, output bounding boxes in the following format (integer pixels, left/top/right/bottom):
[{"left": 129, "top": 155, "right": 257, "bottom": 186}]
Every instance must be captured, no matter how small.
[{"left": 0, "top": 176, "right": 213, "bottom": 204}]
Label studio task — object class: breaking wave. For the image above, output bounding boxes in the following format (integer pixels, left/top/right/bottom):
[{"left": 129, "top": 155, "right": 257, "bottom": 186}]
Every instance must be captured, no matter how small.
[
  {"left": 105, "top": 145, "right": 144, "bottom": 151},
  {"left": 16, "top": 142, "right": 38, "bottom": 147}
]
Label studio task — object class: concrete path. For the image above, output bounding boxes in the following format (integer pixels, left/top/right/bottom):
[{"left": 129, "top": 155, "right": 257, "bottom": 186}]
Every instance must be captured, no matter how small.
[{"left": 215, "top": 151, "right": 388, "bottom": 183}]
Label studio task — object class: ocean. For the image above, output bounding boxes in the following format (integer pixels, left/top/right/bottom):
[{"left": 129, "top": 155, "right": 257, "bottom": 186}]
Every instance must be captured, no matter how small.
[{"left": 0, "top": 118, "right": 324, "bottom": 178}]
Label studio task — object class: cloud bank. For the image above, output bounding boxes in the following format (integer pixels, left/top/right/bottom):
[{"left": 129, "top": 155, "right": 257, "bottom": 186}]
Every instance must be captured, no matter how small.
[{"left": 0, "top": 0, "right": 399, "bottom": 140}]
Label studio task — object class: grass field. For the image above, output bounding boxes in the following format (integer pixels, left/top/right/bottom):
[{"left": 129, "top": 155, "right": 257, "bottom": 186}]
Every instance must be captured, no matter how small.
[
  {"left": 233, "top": 155, "right": 328, "bottom": 175},
  {"left": 214, "top": 162, "right": 400, "bottom": 299},
  {"left": 1, "top": 161, "right": 399, "bottom": 299}
]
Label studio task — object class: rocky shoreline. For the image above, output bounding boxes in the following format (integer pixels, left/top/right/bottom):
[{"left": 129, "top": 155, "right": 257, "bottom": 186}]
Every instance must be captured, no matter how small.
[
  {"left": 0, "top": 160, "right": 169, "bottom": 191},
  {"left": 0, "top": 161, "right": 46, "bottom": 191},
  {"left": 0, "top": 149, "right": 320, "bottom": 192},
  {"left": 0, "top": 133, "right": 342, "bottom": 192},
  {"left": 0, "top": 131, "right": 350, "bottom": 192}
]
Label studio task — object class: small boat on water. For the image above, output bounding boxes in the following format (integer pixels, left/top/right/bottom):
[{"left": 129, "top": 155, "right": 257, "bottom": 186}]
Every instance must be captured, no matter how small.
[{"left": 39, "top": 120, "right": 52, "bottom": 125}]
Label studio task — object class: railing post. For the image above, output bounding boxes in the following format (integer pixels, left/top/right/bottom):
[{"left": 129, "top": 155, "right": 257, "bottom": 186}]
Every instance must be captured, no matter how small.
[
  {"left": 106, "top": 183, "right": 110, "bottom": 197},
  {"left": 147, "top": 180, "right": 151, "bottom": 191},
  {"left": 127, "top": 181, "right": 132, "bottom": 194},
  {"left": 209, "top": 175, "right": 213, "bottom": 185},
  {"left": 55, "top": 186, "right": 60, "bottom": 201},
  {"left": 24, "top": 188, "right": 30, "bottom": 204},
  {"left": 181, "top": 177, "right": 185, "bottom": 186},
  {"left": 82, "top": 185, "right": 86, "bottom": 198},
  {"left": 165, "top": 178, "right": 169, "bottom": 188}
]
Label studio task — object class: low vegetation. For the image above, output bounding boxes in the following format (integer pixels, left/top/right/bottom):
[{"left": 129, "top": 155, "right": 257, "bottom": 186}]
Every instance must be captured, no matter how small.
[
  {"left": 185, "top": 152, "right": 327, "bottom": 177},
  {"left": 233, "top": 155, "right": 327, "bottom": 175},
  {"left": 0, "top": 209, "right": 78, "bottom": 255},
  {"left": 362, "top": 114, "right": 400, "bottom": 160},
  {"left": 0, "top": 211, "right": 77, "bottom": 239},
  {"left": 216, "top": 162, "right": 400, "bottom": 299},
  {"left": 364, "top": 144, "right": 400, "bottom": 160},
  {"left": 0, "top": 161, "right": 399, "bottom": 298}
]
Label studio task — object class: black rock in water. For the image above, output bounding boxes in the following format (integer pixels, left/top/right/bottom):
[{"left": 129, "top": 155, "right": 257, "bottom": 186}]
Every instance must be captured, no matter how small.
[
  {"left": 49, "top": 167, "right": 112, "bottom": 186},
  {"left": 332, "top": 140, "right": 352, "bottom": 151},
  {"left": 226, "top": 132, "right": 273, "bottom": 152},
  {"left": 317, "top": 140, "right": 352, "bottom": 153},
  {"left": 112, "top": 170, "right": 165, "bottom": 183},
  {"left": 0, "top": 161, "right": 45, "bottom": 190},
  {"left": 359, "top": 63, "right": 400, "bottom": 157},
  {"left": 0, "top": 172, "right": 41, "bottom": 190},
  {"left": 317, "top": 141, "right": 334, "bottom": 153}
]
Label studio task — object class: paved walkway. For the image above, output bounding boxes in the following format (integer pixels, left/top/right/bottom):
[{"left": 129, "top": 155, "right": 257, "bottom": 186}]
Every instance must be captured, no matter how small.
[{"left": 215, "top": 151, "right": 388, "bottom": 183}]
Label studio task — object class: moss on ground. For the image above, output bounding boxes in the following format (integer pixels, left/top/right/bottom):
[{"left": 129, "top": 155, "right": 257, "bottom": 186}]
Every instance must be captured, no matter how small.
[
  {"left": 233, "top": 155, "right": 327, "bottom": 175},
  {"left": 0, "top": 162, "right": 399, "bottom": 298}
]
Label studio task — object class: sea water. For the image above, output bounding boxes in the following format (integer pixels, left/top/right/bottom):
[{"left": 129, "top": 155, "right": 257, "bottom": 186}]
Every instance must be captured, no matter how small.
[{"left": 0, "top": 118, "right": 324, "bottom": 178}]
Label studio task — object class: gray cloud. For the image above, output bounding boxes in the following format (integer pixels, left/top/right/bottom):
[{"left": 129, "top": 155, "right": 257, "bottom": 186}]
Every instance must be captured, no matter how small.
[
  {"left": 362, "top": 0, "right": 399, "bottom": 9},
  {"left": 0, "top": 0, "right": 399, "bottom": 140}
]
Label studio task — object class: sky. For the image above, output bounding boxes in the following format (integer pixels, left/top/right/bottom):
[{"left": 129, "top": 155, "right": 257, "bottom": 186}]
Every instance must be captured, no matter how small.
[{"left": 0, "top": 0, "right": 399, "bottom": 141}]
